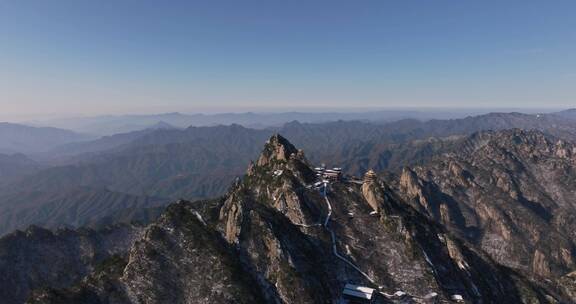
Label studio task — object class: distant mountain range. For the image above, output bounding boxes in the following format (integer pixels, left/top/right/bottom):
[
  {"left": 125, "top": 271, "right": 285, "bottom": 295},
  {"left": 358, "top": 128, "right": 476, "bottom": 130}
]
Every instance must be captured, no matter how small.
[
  {"left": 0, "top": 122, "right": 90, "bottom": 154},
  {"left": 553, "top": 108, "right": 576, "bottom": 120},
  {"left": 2, "top": 111, "right": 576, "bottom": 238},
  {"left": 30, "top": 109, "right": 520, "bottom": 136},
  {"left": 9, "top": 125, "right": 271, "bottom": 200},
  {"left": 0, "top": 186, "right": 168, "bottom": 235}
]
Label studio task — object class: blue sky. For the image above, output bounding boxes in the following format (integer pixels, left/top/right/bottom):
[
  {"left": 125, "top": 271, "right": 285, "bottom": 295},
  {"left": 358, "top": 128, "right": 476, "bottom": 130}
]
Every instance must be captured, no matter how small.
[{"left": 0, "top": 0, "right": 575, "bottom": 118}]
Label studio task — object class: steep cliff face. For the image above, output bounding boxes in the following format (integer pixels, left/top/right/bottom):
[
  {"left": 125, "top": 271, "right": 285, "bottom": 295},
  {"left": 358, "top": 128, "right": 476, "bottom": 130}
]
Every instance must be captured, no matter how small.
[
  {"left": 255, "top": 133, "right": 301, "bottom": 166},
  {"left": 27, "top": 201, "right": 266, "bottom": 304},
  {"left": 0, "top": 224, "right": 144, "bottom": 304},
  {"left": 121, "top": 201, "right": 265, "bottom": 303},
  {"left": 395, "top": 129, "right": 576, "bottom": 299},
  {"left": 361, "top": 170, "right": 387, "bottom": 212}
]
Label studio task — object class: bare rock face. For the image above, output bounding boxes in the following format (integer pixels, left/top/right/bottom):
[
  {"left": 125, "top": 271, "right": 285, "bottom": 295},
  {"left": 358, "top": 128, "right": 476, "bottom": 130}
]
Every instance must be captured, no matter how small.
[
  {"left": 533, "top": 250, "right": 552, "bottom": 277},
  {"left": 28, "top": 202, "right": 266, "bottom": 304},
  {"left": 120, "top": 203, "right": 264, "bottom": 304},
  {"left": 559, "top": 271, "right": 576, "bottom": 300},
  {"left": 256, "top": 134, "right": 301, "bottom": 167},
  {"left": 244, "top": 134, "right": 318, "bottom": 226},
  {"left": 399, "top": 167, "right": 422, "bottom": 198},
  {"left": 361, "top": 170, "right": 385, "bottom": 212},
  {"left": 399, "top": 167, "right": 431, "bottom": 212},
  {"left": 270, "top": 185, "right": 311, "bottom": 226},
  {"left": 444, "top": 235, "right": 470, "bottom": 272},
  {"left": 219, "top": 193, "right": 245, "bottom": 244},
  {"left": 396, "top": 129, "right": 576, "bottom": 300},
  {"left": 0, "top": 224, "right": 145, "bottom": 304}
]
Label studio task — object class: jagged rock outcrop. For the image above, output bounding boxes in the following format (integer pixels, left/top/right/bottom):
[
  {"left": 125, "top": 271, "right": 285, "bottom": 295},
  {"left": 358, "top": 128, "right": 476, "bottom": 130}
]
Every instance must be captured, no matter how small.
[
  {"left": 121, "top": 202, "right": 265, "bottom": 304},
  {"left": 28, "top": 202, "right": 266, "bottom": 304},
  {"left": 26, "top": 134, "right": 567, "bottom": 304},
  {"left": 0, "top": 224, "right": 145, "bottom": 304},
  {"left": 245, "top": 134, "right": 319, "bottom": 226},
  {"left": 255, "top": 133, "right": 304, "bottom": 167},
  {"left": 219, "top": 193, "right": 245, "bottom": 244},
  {"left": 395, "top": 129, "right": 576, "bottom": 300},
  {"left": 361, "top": 170, "right": 386, "bottom": 212},
  {"left": 399, "top": 167, "right": 431, "bottom": 212}
]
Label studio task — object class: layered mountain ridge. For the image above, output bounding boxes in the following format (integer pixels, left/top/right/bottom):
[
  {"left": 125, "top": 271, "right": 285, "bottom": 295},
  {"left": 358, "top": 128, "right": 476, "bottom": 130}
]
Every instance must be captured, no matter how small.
[
  {"left": 4, "top": 112, "right": 576, "bottom": 238},
  {"left": 0, "top": 153, "right": 39, "bottom": 184},
  {"left": 17, "top": 133, "right": 574, "bottom": 303},
  {"left": 395, "top": 129, "right": 576, "bottom": 299},
  {"left": 0, "top": 123, "right": 90, "bottom": 154},
  {"left": 0, "top": 187, "right": 168, "bottom": 235}
]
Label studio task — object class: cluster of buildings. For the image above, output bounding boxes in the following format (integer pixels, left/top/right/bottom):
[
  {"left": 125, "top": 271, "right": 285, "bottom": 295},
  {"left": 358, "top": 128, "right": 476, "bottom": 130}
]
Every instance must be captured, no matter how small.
[
  {"left": 314, "top": 165, "right": 343, "bottom": 182},
  {"left": 341, "top": 284, "right": 375, "bottom": 303},
  {"left": 311, "top": 166, "right": 449, "bottom": 304},
  {"left": 363, "top": 169, "right": 377, "bottom": 182}
]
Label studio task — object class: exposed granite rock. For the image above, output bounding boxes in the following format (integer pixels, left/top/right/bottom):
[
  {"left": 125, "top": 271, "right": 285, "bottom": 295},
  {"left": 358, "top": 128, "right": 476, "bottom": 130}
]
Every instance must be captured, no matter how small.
[
  {"left": 256, "top": 134, "right": 301, "bottom": 167},
  {"left": 218, "top": 193, "right": 245, "bottom": 244},
  {"left": 395, "top": 129, "right": 576, "bottom": 301},
  {"left": 399, "top": 167, "right": 431, "bottom": 213},
  {"left": 558, "top": 271, "right": 576, "bottom": 300},
  {"left": 28, "top": 202, "right": 265, "bottom": 304},
  {"left": 0, "top": 224, "right": 144, "bottom": 304},
  {"left": 533, "top": 249, "right": 552, "bottom": 277},
  {"left": 361, "top": 169, "right": 385, "bottom": 212},
  {"left": 121, "top": 203, "right": 264, "bottom": 304}
]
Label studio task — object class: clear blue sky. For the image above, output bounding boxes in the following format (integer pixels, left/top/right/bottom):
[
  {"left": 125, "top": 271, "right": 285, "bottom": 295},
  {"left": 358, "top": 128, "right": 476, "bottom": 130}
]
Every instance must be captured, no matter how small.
[{"left": 0, "top": 0, "right": 575, "bottom": 118}]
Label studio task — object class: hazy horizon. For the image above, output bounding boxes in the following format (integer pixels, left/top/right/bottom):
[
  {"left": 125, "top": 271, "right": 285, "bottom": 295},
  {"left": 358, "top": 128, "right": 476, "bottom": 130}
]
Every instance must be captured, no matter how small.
[
  {"left": 1, "top": 1, "right": 575, "bottom": 118},
  {"left": 0, "top": 106, "right": 569, "bottom": 124}
]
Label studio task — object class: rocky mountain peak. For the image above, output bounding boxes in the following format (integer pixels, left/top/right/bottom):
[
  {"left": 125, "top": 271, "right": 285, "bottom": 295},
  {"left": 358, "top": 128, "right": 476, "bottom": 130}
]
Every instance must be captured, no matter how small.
[
  {"left": 256, "top": 133, "right": 303, "bottom": 167},
  {"left": 247, "top": 133, "right": 314, "bottom": 186},
  {"left": 240, "top": 137, "right": 319, "bottom": 228}
]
